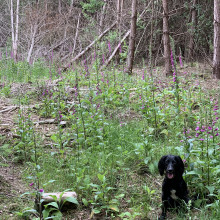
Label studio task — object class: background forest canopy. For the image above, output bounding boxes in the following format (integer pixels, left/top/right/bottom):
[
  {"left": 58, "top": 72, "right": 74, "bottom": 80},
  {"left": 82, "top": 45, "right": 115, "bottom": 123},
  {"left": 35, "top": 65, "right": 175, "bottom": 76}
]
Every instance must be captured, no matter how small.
[
  {"left": 0, "top": 0, "right": 220, "bottom": 219},
  {"left": 0, "top": 0, "right": 215, "bottom": 70}
]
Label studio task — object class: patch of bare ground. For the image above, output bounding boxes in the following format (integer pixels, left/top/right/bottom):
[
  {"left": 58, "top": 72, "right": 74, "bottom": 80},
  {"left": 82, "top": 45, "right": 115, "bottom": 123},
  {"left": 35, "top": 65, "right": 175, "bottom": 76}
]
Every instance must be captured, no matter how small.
[
  {"left": 133, "top": 62, "right": 219, "bottom": 92},
  {"left": 0, "top": 165, "right": 28, "bottom": 219}
]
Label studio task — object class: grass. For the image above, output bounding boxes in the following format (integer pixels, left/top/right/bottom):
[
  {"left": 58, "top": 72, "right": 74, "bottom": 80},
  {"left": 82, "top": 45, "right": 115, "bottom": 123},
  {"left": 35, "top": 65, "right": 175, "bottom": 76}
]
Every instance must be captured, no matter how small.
[{"left": 0, "top": 56, "right": 219, "bottom": 219}]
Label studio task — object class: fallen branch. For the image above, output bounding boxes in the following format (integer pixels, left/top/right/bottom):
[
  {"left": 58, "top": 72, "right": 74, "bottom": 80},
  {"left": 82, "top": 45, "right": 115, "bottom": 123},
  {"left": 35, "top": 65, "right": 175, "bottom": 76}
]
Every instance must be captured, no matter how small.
[
  {"left": 0, "top": 106, "right": 18, "bottom": 114},
  {"left": 42, "top": 191, "right": 77, "bottom": 203},
  {"left": 33, "top": 119, "right": 56, "bottom": 125},
  {"left": 62, "top": 21, "right": 117, "bottom": 70},
  {"left": 33, "top": 119, "right": 67, "bottom": 127},
  {"left": 100, "top": 30, "right": 130, "bottom": 69},
  {"left": 0, "top": 124, "right": 10, "bottom": 128},
  {"left": 38, "top": 191, "right": 78, "bottom": 211}
]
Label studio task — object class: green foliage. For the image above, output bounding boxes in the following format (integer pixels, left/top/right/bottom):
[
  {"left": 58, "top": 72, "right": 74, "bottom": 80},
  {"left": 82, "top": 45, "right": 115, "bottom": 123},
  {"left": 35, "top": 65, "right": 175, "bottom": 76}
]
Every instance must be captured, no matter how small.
[
  {"left": 0, "top": 85, "right": 11, "bottom": 97},
  {"left": 0, "top": 57, "right": 219, "bottom": 219},
  {"left": 0, "top": 58, "right": 55, "bottom": 83},
  {"left": 81, "top": 0, "right": 104, "bottom": 13}
]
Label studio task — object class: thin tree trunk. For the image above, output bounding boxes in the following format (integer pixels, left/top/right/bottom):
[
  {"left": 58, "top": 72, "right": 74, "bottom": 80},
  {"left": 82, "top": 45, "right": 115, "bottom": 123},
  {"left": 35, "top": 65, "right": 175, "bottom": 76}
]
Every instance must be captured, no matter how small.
[
  {"left": 115, "top": 0, "right": 122, "bottom": 64},
  {"left": 10, "top": 0, "right": 15, "bottom": 58},
  {"left": 69, "top": 0, "right": 74, "bottom": 13},
  {"left": 213, "top": 0, "right": 220, "bottom": 78},
  {"left": 149, "top": 0, "right": 155, "bottom": 73},
  {"left": 27, "top": 25, "right": 37, "bottom": 63},
  {"left": 127, "top": 0, "right": 137, "bottom": 75},
  {"left": 58, "top": 0, "right": 62, "bottom": 14},
  {"left": 162, "top": 0, "right": 172, "bottom": 76},
  {"left": 72, "top": 12, "right": 81, "bottom": 56},
  {"left": 99, "top": 0, "right": 107, "bottom": 34},
  {"left": 188, "top": 0, "right": 197, "bottom": 61},
  {"left": 10, "top": 0, "right": 19, "bottom": 61}
]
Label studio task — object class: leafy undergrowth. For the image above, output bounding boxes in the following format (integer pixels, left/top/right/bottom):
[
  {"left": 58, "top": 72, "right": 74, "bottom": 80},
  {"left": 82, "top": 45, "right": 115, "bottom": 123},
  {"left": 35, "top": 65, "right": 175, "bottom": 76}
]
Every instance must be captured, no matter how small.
[{"left": 0, "top": 58, "right": 219, "bottom": 219}]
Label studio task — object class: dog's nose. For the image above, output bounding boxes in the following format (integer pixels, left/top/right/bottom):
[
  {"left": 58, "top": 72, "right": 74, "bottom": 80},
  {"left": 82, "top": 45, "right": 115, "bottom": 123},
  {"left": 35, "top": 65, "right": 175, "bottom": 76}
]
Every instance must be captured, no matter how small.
[{"left": 167, "top": 168, "right": 173, "bottom": 173}]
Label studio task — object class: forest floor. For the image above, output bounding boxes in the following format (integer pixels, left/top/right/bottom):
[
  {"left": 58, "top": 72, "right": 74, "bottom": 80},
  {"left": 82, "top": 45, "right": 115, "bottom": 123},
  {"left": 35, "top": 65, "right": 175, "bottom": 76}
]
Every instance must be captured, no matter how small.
[{"left": 0, "top": 63, "right": 219, "bottom": 219}]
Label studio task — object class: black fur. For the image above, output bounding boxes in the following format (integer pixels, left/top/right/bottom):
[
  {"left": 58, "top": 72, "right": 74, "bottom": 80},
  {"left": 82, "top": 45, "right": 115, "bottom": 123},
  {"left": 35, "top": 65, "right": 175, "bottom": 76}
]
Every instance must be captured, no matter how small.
[{"left": 158, "top": 155, "right": 189, "bottom": 220}]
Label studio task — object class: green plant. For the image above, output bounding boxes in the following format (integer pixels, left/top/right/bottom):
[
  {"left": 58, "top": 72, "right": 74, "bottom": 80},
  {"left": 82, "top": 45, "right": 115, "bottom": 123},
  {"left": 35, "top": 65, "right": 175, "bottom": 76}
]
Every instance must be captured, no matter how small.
[
  {"left": 0, "top": 85, "right": 11, "bottom": 97},
  {"left": 87, "top": 173, "right": 119, "bottom": 216}
]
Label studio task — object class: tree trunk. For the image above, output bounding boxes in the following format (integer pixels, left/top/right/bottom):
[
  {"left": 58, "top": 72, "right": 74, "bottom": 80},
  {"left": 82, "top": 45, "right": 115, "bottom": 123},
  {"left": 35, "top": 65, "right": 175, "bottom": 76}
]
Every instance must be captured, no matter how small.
[
  {"left": 188, "top": 0, "right": 197, "bottom": 61},
  {"left": 99, "top": 0, "right": 107, "bottom": 34},
  {"left": 213, "top": 0, "right": 220, "bottom": 78},
  {"left": 10, "top": 0, "right": 20, "bottom": 61},
  {"left": 115, "top": 0, "right": 123, "bottom": 64},
  {"left": 127, "top": 0, "right": 137, "bottom": 75},
  {"left": 162, "top": 0, "right": 172, "bottom": 76},
  {"left": 27, "top": 24, "right": 37, "bottom": 63}
]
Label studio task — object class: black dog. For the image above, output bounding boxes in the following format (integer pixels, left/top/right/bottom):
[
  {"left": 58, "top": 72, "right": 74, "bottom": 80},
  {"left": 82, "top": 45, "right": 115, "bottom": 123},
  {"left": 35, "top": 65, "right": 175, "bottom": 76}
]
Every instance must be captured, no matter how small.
[{"left": 158, "top": 155, "right": 189, "bottom": 219}]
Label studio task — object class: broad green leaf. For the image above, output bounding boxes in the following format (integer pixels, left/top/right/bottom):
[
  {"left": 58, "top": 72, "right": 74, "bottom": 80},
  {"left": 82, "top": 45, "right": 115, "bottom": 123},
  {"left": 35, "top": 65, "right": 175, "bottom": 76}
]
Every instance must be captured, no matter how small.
[
  {"left": 64, "top": 197, "right": 79, "bottom": 205},
  {"left": 82, "top": 198, "right": 89, "bottom": 206},
  {"left": 161, "top": 129, "right": 168, "bottom": 136},
  {"left": 46, "top": 202, "right": 59, "bottom": 209},
  {"left": 43, "top": 208, "right": 50, "bottom": 218},
  {"left": 20, "top": 192, "right": 31, "bottom": 197},
  {"left": 108, "top": 205, "right": 119, "bottom": 212},
  {"left": 206, "top": 186, "right": 215, "bottom": 195},
  {"left": 93, "top": 208, "right": 101, "bottom": 214},
  {"left": 115, "top": 194, "right": 125, "bottom": 199},
  {"left": 97, "top": 173, "right": 105, "bottom": 182},
  {"left": 186, "top": 170, "right": 201, "bottom": 175}
]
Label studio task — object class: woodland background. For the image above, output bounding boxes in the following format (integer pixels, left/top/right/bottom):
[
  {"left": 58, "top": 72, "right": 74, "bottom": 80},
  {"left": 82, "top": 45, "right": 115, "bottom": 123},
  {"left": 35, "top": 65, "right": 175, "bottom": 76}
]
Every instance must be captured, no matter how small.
[
  {"left": 0, "top": 1, "right": 219, "bottom": 220},
  {"left": 0, "top": 0, "right": 218, "bottom": 75}
]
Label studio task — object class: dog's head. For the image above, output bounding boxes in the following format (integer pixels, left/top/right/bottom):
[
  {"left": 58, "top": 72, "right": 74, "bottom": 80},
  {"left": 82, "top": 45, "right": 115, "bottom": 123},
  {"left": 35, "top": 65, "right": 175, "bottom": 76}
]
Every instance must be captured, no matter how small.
[{"left": 158, "top": 155, "right": 184, "bottom": 179}]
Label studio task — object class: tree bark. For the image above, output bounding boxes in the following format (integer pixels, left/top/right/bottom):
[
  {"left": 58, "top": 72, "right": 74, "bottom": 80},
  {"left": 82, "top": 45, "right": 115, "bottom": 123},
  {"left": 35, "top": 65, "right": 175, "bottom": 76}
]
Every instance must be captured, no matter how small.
[
  {"left": 10, "top": 0, "right": 20, "bottom": 61},
  {"left": 115, "top": 0, "right": 122, "bottom": 64},
  {"left": 213, "top": 0, "right": 220, "bottom": 78},
  {"left": 99, "top": 0, "right": 107, "bottom": 34},
  {"left": 127, "top": 0, "right": 137, "bottom": 75},
  {"left": 162, "top": 0, "right": 172, "bottom": 76},
  {"left": 27, "top": 24, "right": 37, "bottom": 63},
  {"left": 188, "top": 0, "right": 197, "bottom": 61}
]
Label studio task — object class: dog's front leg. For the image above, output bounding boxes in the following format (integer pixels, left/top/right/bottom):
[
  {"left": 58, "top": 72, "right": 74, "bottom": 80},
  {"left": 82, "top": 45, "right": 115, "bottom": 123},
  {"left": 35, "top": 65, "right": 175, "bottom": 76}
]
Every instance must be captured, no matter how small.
[{"left": 159, "top": 199, "right": 168, "bottom": 220}]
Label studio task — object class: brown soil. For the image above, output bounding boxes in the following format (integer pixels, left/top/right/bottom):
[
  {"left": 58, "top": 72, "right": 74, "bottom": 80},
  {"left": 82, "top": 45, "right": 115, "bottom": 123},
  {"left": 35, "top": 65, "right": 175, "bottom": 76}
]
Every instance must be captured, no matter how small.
[{"left": 0, "top": 165, "right": 28, "bottom": 219}]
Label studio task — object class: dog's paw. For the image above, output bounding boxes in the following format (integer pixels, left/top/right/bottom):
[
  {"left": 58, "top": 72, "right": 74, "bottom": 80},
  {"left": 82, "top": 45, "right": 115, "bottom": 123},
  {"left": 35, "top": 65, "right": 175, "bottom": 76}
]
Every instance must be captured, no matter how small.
[{"left": 159, "top": 215, "right": 166, "bottom": 220}]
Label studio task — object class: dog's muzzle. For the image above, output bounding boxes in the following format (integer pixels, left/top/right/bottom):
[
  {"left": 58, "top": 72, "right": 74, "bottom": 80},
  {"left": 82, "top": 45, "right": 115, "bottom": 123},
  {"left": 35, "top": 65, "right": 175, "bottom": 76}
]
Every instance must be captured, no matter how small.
[{"left": 167, "top": 170, "right": 174, "bottom": 179}]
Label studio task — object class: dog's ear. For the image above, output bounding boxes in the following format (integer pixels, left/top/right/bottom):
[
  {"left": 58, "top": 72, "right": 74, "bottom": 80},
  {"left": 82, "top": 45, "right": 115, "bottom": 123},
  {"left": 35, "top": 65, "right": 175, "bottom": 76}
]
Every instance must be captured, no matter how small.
[
  {"left": 176, "top": 156, "right": 185, "bottom": 175},
  {"left": 158, "top": 155, "right": 167, "bottom": 176}
]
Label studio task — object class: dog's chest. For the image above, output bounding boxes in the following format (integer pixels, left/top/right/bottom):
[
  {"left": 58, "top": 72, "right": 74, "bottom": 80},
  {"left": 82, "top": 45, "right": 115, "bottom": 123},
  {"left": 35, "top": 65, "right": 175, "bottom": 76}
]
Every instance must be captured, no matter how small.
[{"left": 170, "top": 189, "right": 179, "bottom": 200}]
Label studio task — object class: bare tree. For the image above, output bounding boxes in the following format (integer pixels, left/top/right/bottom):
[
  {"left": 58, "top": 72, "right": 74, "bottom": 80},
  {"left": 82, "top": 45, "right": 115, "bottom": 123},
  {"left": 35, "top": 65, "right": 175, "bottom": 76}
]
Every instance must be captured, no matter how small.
[
  {"left": 99, "top": 0, "right": 107, "bottom": 34},
  {"left": 213, "top": 0, "right": 220, "bottom": 78},
  {"left": 115, "top": 0, "right": 124, "bottom": 64},
  {"left": 162, "top": 0, "right": 172, "bottom": 76},
  {"left": 127, "top": 0, "right": 137, "bottom": 74},
  {"left": 10, "top": 0, "right": 20, "bottom": 61},
  {"left": 188, "top": 0, "right": 197, "bottom": 61}
]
